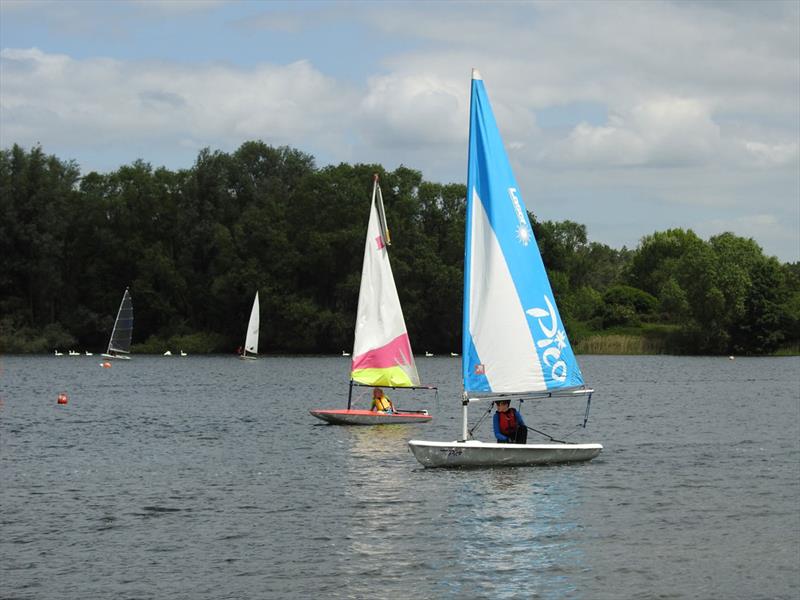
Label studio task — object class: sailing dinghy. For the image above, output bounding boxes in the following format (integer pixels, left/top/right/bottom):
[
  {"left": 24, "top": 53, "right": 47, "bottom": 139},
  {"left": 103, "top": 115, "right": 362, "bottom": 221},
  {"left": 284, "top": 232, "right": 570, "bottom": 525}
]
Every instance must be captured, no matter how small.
[
  {"left": 408, "top": 70, "right": 602, "bottom": 467},
  {"left": 239, "top": 292, "right": 260, "bottom": 360},
  {"left": 101, "top": 288, "right": 133, "bottom": 360},
  {"left": 310, "top": 175, "right": 436, "bottom": 425}
]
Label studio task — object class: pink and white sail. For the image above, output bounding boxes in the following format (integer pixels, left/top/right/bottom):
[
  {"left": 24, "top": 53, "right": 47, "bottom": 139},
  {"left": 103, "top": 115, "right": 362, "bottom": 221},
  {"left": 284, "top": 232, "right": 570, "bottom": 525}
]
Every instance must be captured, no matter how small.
[{"left": 350, "top": 176, "right": 420, "bottom": 387}]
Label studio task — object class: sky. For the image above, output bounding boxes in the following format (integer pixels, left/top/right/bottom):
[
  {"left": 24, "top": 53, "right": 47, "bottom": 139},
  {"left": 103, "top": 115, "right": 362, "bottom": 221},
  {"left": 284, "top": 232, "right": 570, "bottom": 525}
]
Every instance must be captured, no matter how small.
[{"left": 1, "top": 0, "right": 798, "bottom": 262}]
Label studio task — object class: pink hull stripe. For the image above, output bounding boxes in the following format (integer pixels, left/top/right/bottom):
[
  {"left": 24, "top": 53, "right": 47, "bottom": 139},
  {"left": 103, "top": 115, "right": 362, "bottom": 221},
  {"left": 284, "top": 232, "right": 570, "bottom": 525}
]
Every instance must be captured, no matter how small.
[
  {"left": 309, "top": 409, "right": 429, "bottom": 418},
  {"left": 351, "top": 333, "right": 414, "bottom": 371}
]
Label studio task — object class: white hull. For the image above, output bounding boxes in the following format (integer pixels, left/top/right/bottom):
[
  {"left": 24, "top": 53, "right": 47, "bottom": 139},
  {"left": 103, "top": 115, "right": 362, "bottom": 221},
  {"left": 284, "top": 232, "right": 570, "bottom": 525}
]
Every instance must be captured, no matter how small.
[
  {"left": 408, "top": 439, "right": 602, "bottom": 468},
  {"left": 101, "top": 353, "right": 131, "bottom": 360}
]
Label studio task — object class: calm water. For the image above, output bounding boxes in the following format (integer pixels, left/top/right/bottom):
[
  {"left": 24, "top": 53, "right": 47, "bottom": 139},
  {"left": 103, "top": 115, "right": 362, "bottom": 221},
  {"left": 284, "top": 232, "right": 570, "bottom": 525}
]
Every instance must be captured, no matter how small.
[{"left": 1, "top": 354, "right": 798, "bottom": 599}]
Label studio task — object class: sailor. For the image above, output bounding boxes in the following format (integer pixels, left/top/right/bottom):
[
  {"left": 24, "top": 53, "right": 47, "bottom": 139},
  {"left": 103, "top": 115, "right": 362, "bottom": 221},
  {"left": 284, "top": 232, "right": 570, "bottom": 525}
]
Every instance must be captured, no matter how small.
[
  {"left": 369, "top": 387, "right": 394, "bottom": 413},
  {"left": 493, "top": 400, "right": 528, "bottom": 444}
]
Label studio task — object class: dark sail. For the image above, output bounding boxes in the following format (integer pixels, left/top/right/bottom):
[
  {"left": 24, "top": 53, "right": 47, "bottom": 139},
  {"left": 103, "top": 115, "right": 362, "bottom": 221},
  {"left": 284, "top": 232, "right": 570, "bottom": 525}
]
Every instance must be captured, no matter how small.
[{"left": 108, "top": 288, "right": 133, "bottom": 354}]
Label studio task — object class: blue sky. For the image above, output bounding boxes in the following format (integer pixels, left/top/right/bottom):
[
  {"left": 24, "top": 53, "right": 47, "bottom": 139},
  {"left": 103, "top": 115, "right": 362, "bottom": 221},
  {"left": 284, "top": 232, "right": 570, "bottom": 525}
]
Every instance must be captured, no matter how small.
[{"left": 1, "top": 0, "right": 798, "bottom": 261}]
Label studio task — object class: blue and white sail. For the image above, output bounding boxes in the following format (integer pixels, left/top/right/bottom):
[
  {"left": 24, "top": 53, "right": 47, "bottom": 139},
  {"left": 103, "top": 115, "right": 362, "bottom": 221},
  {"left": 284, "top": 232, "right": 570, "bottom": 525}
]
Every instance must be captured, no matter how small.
[{"left": 462, "top": 69, "right": 584, "bottom": 395}]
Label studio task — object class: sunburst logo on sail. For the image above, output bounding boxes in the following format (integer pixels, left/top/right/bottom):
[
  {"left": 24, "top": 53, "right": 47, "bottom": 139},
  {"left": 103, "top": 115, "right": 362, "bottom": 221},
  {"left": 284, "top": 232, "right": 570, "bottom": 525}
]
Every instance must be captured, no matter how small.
[
  {"left": 526, "top": 295, "right": 568, "bottom": 382},
  {"left": 508, "top": 187, "right": 532, "bottom": 246}
]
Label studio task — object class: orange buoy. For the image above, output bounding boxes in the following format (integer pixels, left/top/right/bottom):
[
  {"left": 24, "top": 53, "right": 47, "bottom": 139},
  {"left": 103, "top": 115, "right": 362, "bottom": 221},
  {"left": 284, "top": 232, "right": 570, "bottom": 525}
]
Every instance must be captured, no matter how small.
[
  {"left": 101, "top": 361, "right": 112, "bottom": 368},
  {"left": 57, "top": 392, "right": 68, "bottom": 405}
]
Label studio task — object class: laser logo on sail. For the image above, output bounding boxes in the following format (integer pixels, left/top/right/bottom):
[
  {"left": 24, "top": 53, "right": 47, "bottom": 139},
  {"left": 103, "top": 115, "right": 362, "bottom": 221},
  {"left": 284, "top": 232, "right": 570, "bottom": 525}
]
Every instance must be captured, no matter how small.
[{"left": 508, "top": 187, "right": 532, "bottom": 246}]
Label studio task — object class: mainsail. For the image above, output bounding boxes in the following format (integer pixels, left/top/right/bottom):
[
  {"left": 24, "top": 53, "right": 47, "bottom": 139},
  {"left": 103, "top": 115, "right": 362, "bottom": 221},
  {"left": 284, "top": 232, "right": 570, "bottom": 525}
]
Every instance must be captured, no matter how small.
[
  {"left": 244, "top": 292, "right": 260, "bottom": 356},
  {"left": 350, "top": 176, "right": 420, "bottom": 387},
  {"left": 107, "top": 288, "right": 133, "bottom": 355},
  {"left": 463, "top": 69, "right": 584, "bottom": 395}
]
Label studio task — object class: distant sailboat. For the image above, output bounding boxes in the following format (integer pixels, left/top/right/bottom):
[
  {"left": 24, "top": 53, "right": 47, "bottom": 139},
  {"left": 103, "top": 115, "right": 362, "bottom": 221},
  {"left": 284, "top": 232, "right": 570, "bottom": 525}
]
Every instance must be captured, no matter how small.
[
  {"left": 239, "top": 292, "right": 260, "bottom": 360},
  {"left": 408, "top": 70, "right": 602, "bottom": 467},
  {"left": 310, "top": 175, "right": 436, "bottom": 425},
  {"left": 101, "top": 288, "right": 133, "bottom": 360}
]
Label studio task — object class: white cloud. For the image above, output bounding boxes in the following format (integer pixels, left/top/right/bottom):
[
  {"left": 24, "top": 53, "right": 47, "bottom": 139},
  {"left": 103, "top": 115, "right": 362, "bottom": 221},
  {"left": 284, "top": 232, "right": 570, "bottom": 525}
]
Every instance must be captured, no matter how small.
[
  {"left": 358, "top": 73, "right": 465, "bottom": 148},
  {"left": 739, "top": 140, "right": 799, "bottom": 169},
  {"left": 0, "top": 47, "right": 355, "bottom": 167},
  {"left": 542, "top": 97, "right": 722, "bottom": 167}
]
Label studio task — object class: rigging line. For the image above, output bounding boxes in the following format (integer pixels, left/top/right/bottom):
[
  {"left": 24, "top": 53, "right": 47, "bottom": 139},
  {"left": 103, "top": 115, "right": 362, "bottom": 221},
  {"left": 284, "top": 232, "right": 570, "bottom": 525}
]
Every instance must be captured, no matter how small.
[
  {"left": 467, "top": 403, "right": 493, "bottom": 440},
  {"left": 517, "top": 398, "right": 566, "bottom": 443},
  {"left": 582, "top": 392, "right": 593, "bottom": 428},
  {"left": 524, "top": 425, "right": 567, "bottom": 444}
]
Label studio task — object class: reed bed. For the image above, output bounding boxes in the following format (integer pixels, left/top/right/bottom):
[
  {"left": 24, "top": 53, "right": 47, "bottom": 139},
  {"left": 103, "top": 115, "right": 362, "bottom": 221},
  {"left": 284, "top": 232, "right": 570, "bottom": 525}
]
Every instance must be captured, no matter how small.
[{"left": 574, "top": 334, "right": 667, "bottom": 355}]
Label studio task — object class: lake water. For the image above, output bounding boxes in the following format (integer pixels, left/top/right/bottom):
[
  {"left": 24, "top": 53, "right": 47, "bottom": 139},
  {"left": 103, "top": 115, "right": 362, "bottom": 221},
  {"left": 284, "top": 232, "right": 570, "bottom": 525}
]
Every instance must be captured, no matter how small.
[{"left": 1, "top": 354, "right": 798, "bottom": 599}]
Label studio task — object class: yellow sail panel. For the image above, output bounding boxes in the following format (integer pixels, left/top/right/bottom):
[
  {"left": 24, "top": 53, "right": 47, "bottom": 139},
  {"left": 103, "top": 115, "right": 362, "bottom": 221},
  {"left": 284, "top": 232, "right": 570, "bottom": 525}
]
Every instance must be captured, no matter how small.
[{"left": 351, "top": 366, "right": 415, "bottom": 388}]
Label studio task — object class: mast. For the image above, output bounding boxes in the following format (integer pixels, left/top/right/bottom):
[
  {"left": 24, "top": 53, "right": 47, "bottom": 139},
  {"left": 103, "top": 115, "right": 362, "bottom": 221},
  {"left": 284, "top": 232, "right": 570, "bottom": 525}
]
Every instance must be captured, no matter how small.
[{"left": 459, "top": 69, "right": 482, "bottom": 441}]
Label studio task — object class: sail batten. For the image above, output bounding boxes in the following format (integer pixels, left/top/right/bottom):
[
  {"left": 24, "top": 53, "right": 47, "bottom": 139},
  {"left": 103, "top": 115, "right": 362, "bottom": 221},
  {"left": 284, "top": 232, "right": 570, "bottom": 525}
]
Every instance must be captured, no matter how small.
[
  {"left": 463, "top": 74, "right": 584, "bottom": 395},
  {"left": 351, "top": 177, "right": 420, "bottom": 388}
]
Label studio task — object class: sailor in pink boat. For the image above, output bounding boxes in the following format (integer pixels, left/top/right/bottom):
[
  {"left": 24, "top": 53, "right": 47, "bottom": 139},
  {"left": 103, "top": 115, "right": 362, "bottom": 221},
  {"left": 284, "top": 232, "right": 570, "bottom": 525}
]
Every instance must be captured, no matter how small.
[{"left": 369, "top": 388, "right": 395, "bottom": 413}]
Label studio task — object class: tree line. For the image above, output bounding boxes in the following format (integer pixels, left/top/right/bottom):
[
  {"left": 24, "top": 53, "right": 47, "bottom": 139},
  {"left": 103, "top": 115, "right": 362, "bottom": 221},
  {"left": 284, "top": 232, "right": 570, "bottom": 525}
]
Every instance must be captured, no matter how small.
[{"left": 1, "top": 141, "right": 797, "bottom": 355}]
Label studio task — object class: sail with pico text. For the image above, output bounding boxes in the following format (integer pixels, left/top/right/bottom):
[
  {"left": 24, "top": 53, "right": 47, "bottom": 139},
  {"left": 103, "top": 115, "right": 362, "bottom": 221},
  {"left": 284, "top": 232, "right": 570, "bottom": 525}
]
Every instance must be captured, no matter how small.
[
  {"left": 349, "top": 175, "right": 421, "bottom": 388},
  {"left": 462, "top": 72, "right": 584, "bottom": 396}
]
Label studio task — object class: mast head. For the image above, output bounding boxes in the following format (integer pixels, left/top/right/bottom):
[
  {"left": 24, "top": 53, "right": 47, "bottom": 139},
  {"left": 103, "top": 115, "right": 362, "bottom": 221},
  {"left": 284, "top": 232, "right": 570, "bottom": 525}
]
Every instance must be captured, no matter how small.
[{"left": 472, "top": 68, "right": 482, "bottom": 81}]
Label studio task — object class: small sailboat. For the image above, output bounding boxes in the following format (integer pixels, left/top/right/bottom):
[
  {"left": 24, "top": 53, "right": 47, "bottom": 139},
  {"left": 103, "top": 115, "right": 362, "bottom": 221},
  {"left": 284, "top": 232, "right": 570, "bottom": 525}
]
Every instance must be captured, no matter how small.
[
  {"left": 101, "top": 288, "right": 133, "bottom": 360},
  {"left": 239, "top": 292, "right": 260, "bottom": 360},
  {"left": 409, "top": 70, "right": 602, "bottom": 467},
  {"left": 310, "top": 175, "right": 436, "bottom": 425}
]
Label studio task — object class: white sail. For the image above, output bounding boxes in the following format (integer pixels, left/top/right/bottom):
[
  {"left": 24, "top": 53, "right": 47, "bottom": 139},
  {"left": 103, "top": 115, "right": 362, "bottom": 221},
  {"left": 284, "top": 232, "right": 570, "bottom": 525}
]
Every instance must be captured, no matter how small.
[
  {"left": 243, "top": 292, "right": 260, "bottom": 357},
  {"left": 350, "top": 175, "right": 420, "bottom": 387}
]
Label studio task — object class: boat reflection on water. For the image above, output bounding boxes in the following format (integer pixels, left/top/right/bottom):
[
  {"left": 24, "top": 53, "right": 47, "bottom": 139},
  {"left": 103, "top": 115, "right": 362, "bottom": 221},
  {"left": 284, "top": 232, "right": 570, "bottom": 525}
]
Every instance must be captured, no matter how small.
[
  {"left": 457, "top": 469, "right": 588, "bottom": 598},
  {"left": 335, "top": 425, "right": 589, "bottom": 597}
]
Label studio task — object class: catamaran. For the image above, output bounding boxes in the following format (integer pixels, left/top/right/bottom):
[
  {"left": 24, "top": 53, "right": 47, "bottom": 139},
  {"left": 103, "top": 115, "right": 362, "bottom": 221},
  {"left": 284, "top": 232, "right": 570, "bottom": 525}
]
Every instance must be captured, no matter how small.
[
  {"left": 101, "top": 288, "right": 133, "bottom": 360},
  {"left": 239, "top": 292, "right": 260, "bottom": 360},
  {"left": 310, "top": 175, "right": 436, "bottom": 425},
  {"left": 408, "top": 70, "right": 602, "bottom": 467}
]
